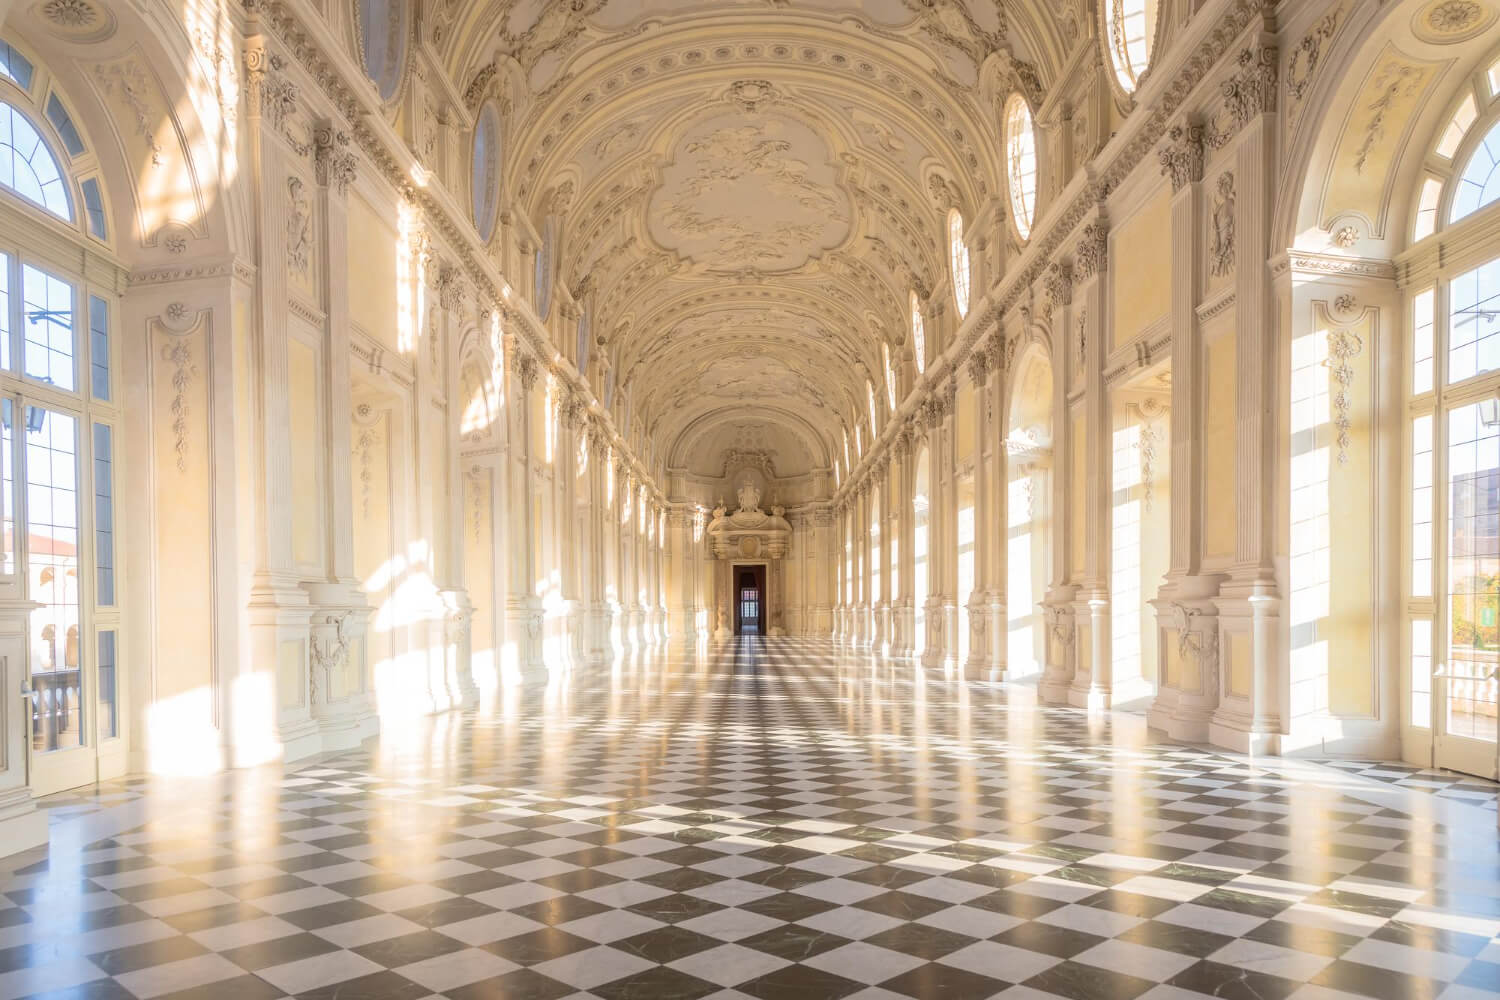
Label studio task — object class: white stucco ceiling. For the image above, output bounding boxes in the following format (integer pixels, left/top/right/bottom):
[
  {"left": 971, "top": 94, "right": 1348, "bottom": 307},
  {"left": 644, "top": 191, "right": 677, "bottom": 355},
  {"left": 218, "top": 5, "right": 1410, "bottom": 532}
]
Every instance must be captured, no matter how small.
[{"left": 442, "top": 1, "right": 1074, "bottom": 482}]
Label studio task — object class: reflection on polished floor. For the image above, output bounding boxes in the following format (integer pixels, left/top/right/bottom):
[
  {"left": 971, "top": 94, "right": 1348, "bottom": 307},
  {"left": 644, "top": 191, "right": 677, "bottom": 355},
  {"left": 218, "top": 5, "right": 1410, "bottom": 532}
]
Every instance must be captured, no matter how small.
[{"left": 2, "top": 639, "right": 1499, "bottom": 1000}]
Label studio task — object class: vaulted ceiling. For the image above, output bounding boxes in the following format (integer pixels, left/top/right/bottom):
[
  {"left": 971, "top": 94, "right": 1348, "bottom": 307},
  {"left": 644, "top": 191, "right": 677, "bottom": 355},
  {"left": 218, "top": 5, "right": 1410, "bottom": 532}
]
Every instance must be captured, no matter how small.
[{"left": 441, "top": 1, "right": 1075, "bottom": 482}]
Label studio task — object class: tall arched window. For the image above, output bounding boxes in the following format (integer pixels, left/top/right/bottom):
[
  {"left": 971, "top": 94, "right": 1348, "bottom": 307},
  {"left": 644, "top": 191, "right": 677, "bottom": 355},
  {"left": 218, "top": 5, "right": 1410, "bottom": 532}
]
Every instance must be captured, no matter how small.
[
  {"left": 883, "top": 341, "right": 897, "bottom": 409},
  {"left": 471, "top": 101, "right": 500, "bottom": 243},
  {"left": 867, "top": 379, "right": 879, "bottom": 433},
  {"left": 910, "top": 290, "right": 926, "bottom": 374},
  {"left": 948, "top": 208, "right": 971, "bottom": 319},
  {"left": 1104, "top": 0, "right": 1158, "bottom": 93},
  {"left": 1402, "top": 84, "right": 1500, "bottom": 775},
  {"left": 1005, "top": 95, "right": 1037, "bottom": 241},
  {"left": 357, "top": 0, "right": 410, "bottom": 102},
  {"left": 0, "top": 101, "right": 69, "bottom": 220},
  {"left": 0, "top": 41, "right": 121, "bottom": 784}
]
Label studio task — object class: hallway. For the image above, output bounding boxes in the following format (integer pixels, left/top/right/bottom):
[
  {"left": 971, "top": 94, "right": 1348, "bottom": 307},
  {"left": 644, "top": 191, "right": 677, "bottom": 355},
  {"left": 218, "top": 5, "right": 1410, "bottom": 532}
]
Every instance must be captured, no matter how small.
[{"left": 1, "top": 640, "right": 1497, "bottom": 1000}]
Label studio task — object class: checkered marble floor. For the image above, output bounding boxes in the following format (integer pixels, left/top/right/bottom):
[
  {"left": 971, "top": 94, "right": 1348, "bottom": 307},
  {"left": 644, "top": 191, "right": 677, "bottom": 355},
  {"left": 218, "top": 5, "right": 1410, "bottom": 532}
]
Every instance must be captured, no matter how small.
[
  {"left": 3, "top": 638, "right": 1499, "bottom": 1000},
  {"left": 1312, "top": 760, "right": 1499, "bottom": 812}
]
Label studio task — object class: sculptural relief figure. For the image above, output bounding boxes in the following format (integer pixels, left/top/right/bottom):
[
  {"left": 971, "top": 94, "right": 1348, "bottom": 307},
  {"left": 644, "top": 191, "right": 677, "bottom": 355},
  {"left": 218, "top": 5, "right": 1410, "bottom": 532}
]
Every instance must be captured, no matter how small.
[{"left": 737, "top": 481, "right": 762, "bottom": 513}]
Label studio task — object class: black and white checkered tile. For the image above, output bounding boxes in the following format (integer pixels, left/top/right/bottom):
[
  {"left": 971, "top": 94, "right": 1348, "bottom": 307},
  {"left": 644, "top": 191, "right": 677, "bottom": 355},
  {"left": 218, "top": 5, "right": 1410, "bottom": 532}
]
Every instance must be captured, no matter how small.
[
  {"left": 1314, "top": 759, "right": 1499, "bottom": 812},
  {"left": 1, "top": 639, "right": 1498, "bottom": 999}
]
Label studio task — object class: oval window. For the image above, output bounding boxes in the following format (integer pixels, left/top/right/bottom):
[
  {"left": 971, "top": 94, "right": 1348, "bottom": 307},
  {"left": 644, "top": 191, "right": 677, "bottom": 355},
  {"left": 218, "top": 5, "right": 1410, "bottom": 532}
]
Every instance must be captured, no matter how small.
[
  {"left": 1005, "top": 95, "right": 1037, "bottom": 241},
  {"left": 472, "top": 102, "right": 500, "bottom": 242},
  {"left": 1105, "top": 0, "right": 1158, "bottom": 93},
  {"left": 357, "top": 0, "right": 410, "bottom": 102}
]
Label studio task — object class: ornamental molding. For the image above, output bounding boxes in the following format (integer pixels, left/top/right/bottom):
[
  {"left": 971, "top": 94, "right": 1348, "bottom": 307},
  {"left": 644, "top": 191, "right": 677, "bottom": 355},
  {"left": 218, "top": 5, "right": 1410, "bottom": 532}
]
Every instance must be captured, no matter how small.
[
  {"left": 1158, "top": 121, "right": 1206, "bottom": 192},
  {"left": 1073, "top": 220, "right": 1108, "bottom": 280},
  {"left": 313, "top": 126, "right": 358, "bottom": 194},
  {"left": 159, "top": 333, "right": 199, "bottom": 473},
  {"left": 1288, "top": 8, "right": 1342, "bottom": 116},
  {"left": 1171, "top": 603, "right": 1219, "bottom": 690},
  {"left": 1283, "top": 250, "right": 1397, "bottom": 280},
  {"left": 1196, "top": 286, "right": 1238, "bottom": 323},
  {"left": 1326, "top": 327, "right": 1363, "bottom": 465}
]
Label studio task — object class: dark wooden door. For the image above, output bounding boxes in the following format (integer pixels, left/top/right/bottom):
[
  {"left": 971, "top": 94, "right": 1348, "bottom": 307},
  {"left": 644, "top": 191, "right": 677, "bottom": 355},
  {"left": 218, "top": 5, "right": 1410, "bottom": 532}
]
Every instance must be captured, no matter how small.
[{"left": 735, "top": 566, "right": 766, "bottom": 635}]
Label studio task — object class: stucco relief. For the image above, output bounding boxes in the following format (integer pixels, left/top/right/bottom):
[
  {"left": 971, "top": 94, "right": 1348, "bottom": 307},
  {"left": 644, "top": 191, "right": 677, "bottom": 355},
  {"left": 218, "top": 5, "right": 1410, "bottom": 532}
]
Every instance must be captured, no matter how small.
[{"left": 647, "top": 112, "right": 851, "bottom": 272}]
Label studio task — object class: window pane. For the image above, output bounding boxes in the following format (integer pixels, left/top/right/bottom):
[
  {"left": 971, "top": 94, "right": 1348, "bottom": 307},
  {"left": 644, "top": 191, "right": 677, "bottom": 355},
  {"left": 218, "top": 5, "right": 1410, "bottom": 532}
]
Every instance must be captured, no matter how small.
[
  {"left": 97, "top": 628, "right": 116, "bottom": 740},
  {"left": 1005, "top": 96, "right": 1037, "bottom": 239},
  {"left": 0, "top": 400, "right": 11, "bottom": 576},
  {"left": 93, "top": 422, "right": 112, "bottom": 606},
  {"left": 22, "top": 264, "right": 74, "bottom": 391},
  {"left": 0, "top": 102, "right": 70, "bottom": 219},
  {"left": 1415, "top": 177, "right": 1443, "bottom": 242},
  {"left": 1413, "top": 287, "right": 1435, "bottom": 394},
  {"left": 80, "top": 178, "right": 105, "bottom": 240},
  {"left": 0, "top": 40, "right": 34, "bottom": 90},
  {"left": 1448, "top": 257, "right": 1500, "bottom": 385},
  {"left": 44, "top": 93, "right": 83, "bottom": 157},
  {"left": 89, "top": 295, "right": 108, "bottom": 400},
  {"left": 1413, "top": 414, "right": 1434, "bottom": 599},
  {"left": 1452, "top": 120, "right": 1500, "bottom": 223},
  {"left": 1412, "top": 618, "right": 1432, "bottom": 729},
  {"left": 27, "top": 407, "right": 81, "bottom": 753},
  {"left": 0, "top": 251, "right": 9, "bottom": 370}
]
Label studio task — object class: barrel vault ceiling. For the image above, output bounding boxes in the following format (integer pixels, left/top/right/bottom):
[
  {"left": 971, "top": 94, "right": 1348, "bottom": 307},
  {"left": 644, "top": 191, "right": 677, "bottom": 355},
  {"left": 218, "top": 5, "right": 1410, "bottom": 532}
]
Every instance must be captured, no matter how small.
[{"left": 440, "top": 1, "right": 1076, "bottom": 480}]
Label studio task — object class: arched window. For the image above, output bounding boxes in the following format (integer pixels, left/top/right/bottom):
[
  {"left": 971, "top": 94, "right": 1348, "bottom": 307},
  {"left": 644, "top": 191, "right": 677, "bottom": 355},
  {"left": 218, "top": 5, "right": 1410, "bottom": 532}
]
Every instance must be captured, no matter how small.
[
  {"left": 471, "top": 102, "right": 500, "bottom": 243},
  {"left": 867, "top": 379, "right": 879, "bottom": 432},
  {"left": 948, "top": 208, "right": 971, "bottom": 318},
  {"left": 357, "top": 0, "right": 410, "bottom": 102},
  {"left": 910, "top": 290, "right": 926, "bottom": 374},
  {"left": 1400, "top": 77, "right": 1500, "bottom": 770},
  {"left": 842, "top": 427, "right": 851, "bottom": 470},
  {"left": 1004, "top": 95, "right": 1037, "bottom": 241},
  {"left": 1105, "top": 0, "right": 1157, "bottom": 93},
  {"left": 1452, "top": 119, "right": 1500, "bottom": 225},
  {"left": 883, "top": 341, "right": 897, "bottom": 410},
  {"left": 0, "top": 101, "right": 69, "bottom": 220},
  {"left": 0, "top": 44, "right": 121, "bottom": 770},
  {"left": 1413, "top": 78, "right": 1500, "bottom": 241}
]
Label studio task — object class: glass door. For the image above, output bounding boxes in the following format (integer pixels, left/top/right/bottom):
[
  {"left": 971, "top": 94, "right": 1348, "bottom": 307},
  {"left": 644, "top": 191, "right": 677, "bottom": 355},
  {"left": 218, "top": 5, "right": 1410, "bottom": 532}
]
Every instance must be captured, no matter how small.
[
  {"left": 1437, "top": 398, "right": 1500, "bottom": 777},
  {"left": 21, "top": 402, "right": 92, "bottom": 795}
]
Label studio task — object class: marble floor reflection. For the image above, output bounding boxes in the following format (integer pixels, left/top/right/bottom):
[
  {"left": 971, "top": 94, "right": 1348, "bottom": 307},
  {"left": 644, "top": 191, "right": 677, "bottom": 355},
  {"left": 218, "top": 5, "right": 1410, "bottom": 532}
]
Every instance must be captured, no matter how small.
[{"left": 2, "top": 638, "right": 1499, "bottom": 1000}]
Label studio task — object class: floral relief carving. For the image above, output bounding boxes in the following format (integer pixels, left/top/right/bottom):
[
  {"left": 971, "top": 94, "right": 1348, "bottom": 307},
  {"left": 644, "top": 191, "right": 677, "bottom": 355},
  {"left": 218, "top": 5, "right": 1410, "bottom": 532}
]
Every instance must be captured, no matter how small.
[
  {"left": 43, "top": 0, "right": 95, "bottom": 27},
  {"left": 314, "top": 127, "right": 358, "bottom": 195},
  {"left": 1210, "top": 172, "right": 1236, "bottom": 278},
  {"left": 92, "top": 59, "right": 164, "bottom": 166},
  {"left": 1425, "top": 0, "right": 1486, "bottom": 36},
  {"left": 1158, "top": 122, "right": 1205, "bottom": 191},
  {"left": 1327, "top": 328, "right": 1363, "bottom": 465},
  {"left": 1288, "top": 9, "right": 1341, "bottom": 109},
  {"left": 309, "top": 612, "right": 351, "bottom": 707},
  {"left": 160, "top": 335, "right": 198, "bottom": 473},
  {"left": 1354, "top": 62, "right": 1426, "bottom": 174},
  {"left": 1074, "top": 220, "right": 1108, "bottom": 280}
]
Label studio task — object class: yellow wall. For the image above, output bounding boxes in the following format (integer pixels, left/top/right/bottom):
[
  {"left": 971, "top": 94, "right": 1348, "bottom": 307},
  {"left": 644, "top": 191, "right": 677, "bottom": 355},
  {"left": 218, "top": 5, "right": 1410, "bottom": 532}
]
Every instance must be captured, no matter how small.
[
  {"left": 1203, "top": 327, "right": 1237, "bottom": 559},
  {"left": 957, "top": 381, "right": 974, "bottom": 464},
  {"left": 152, "top": 319, "right": 213, "bottom": 701},
  {"left": 1111, "top": 186, "right": 1171, "bottom": 352},
  {"left": 1071, "top": 410, "right": 1086, "bottom": 577},
  {"left": 1230, "top": 631, "right": 1252, "bottom": 699},
  {"left": 348, "top": 193, "right": 400, "bottom": 351},
  {"left": 288, "top": 337, "right": 321, "bottom": 568}
]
